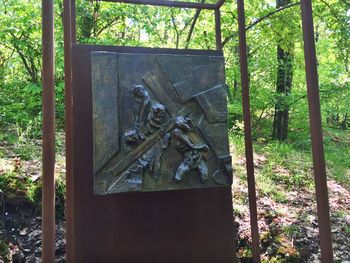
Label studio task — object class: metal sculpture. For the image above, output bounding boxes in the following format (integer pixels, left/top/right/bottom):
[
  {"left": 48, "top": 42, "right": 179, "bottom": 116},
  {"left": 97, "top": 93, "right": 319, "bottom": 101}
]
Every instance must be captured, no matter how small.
[{"left": 92, "top": 52, "right": 232, "bottom": 194}]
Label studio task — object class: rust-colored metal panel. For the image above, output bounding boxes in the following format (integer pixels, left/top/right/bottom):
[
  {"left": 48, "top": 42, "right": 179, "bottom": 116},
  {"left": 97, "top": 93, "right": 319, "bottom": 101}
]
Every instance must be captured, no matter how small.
[{"left": 71, "top": 44, "right": 236, "bottom": 262}]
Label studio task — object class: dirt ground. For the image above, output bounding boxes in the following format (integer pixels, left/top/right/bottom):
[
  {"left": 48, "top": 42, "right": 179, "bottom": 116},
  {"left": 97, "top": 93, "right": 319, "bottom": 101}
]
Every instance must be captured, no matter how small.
[
  {"left": 0, "top": 154, "right": 349, "bottom": 262},
  {"left": 232, "top": 154, "right": 350, "bottom": 262}
]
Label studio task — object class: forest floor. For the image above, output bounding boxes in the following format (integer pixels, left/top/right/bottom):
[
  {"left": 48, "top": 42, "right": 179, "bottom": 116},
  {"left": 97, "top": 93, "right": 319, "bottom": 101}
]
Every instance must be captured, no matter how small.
[
  {"left": 0, "top": 131, "right": 349, "bottom": 262},
  {"left": 230, "top": 129, "right": 350, "bottom": 262},
  {"left": 231, "top": 150, "right": 350, "bottom": 262}
]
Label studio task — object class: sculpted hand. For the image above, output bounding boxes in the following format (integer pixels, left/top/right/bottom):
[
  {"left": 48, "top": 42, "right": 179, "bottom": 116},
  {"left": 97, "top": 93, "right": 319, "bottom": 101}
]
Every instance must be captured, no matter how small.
[{"left": 199, "top": 144, "right": 209, "bottom": 152}]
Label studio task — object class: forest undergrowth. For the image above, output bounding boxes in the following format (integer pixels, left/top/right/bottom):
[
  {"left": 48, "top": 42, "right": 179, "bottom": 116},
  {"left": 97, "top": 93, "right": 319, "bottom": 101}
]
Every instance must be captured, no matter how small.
[
  {"left": 0, "top": 130, "right": 349, "bottom": 262},
  {"left": 230, "top": 130, "right": 350, "bottom": 262}
]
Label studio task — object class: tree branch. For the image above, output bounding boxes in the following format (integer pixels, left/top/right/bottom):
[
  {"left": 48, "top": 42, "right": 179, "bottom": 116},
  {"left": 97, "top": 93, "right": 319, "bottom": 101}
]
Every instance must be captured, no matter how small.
[
  {"left": 0, "top": 47, "right": 15, "bottom": 68},
  {"left": 144, "top": 15, "right": 166, "bottom": 45},
  {"left": 95, "top": 18, "right": 120, "bottom": 37},
  {"left": 340, "top": 0, "right": 350, "bottom": 7},
  {"left": 170, "top": 9, "right": 180, "bottom": 48},
  {"left": 10, "top": 32, "right": 39, "bottom": 83},
  {"left": 184, "top": 0, "right": 205, "bottom": 49},
  {"left": 319, "top": 0, "right": 346, "bottom": 25},
  {"left": 222, "top": 1, "right": 300, "bottom": 47},
  {"left": 246, "top": 2, "right": 300, "bottom": 31}
]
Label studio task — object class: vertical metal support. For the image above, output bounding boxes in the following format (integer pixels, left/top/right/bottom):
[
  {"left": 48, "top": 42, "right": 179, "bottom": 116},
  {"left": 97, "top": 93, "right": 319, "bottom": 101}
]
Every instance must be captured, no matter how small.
[
  {"left": 42, "top": 0, "right": 56, "bottom": 262},
  {"left": 64, "top": 0, "right": 75, "bottom": 261},
  {"left": 215, "top": 9, "right": 222, "bottom": 51},
  {"left": 237, "top": 0, "right": 260, "bottom": 262},
  {"left": 300, "top": 1, "right": 334, "bottom": 262},
  {"left": 71, "top": 0, "right": 77, "bottom": 43}
]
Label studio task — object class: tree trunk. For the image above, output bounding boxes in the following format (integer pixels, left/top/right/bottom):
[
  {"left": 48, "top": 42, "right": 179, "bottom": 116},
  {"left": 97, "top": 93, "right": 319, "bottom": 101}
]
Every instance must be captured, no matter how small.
[
  {"left": 272, "top": 0, "right": 294, "bottom": 141},
  {"left": 341, "top": 114, "right": 348, "bottom": 129}
]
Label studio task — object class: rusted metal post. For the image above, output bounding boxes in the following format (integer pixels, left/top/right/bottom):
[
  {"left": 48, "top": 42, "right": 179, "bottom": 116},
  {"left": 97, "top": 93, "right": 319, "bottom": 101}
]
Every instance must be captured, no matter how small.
[
  {"left": 216, "top": 0, "right": 225, "bottom": 9},
  {"left": 300, "top": 1, "right": 334, "bottom": 262},
  {"left": 215, "top": 9, "right": 222, "bottom": 51},
  {"left": 71, "top": 0, "right": 77, "bottom": 42},
  {"left": 237, "top": 0, "right": 261, "bottom": 262},
  {"left": 64, "top": 0, "right": 75, "bottom": 261},
  {"left": 42, "top": 0, "right": 56, "bottom": 261},
  {"left": 99, "top": 0, "right": 216, "bottom": 9}
]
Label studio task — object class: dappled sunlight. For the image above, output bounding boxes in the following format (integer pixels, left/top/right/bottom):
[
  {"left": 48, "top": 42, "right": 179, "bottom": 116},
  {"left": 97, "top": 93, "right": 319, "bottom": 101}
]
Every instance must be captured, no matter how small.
[{"left": 230, "top": 138, "right": 350, "bottom": 262}]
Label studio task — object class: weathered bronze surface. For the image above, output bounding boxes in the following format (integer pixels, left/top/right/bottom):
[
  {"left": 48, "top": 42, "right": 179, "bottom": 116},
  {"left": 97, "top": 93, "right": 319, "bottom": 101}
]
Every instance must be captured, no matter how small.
[{"left": 92, "top": 52, "right": 232, "bottom": 194}]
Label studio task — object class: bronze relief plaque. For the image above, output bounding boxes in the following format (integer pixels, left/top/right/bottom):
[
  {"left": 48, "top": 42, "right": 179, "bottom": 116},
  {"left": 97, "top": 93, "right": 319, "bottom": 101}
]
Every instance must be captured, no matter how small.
[{"left": 92, "top": 52, "right": 232, "bottom": 194}]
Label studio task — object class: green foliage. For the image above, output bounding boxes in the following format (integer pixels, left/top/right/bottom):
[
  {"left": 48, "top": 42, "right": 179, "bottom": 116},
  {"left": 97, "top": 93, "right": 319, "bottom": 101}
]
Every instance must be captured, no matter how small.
[
  {"left": 323, "top": 128, "right": 350, "bottom": 185},
  {"left": 346, "top": 225, "right": 350, "bottom": 235},
  {"left": 0, "top": 0, "right": 42, "bottom": 84},
  {"left": 0, "top": 158, "right": 66, "bottom": 219},
  {"left": 282, "top": 224, "right": 301, "bottom": 239},
  {"left": 231, "top": 128, "right": 350, "bottom": 197},
  {"left": 0, "top": 240, "right": 10, "bottom": 263},
  {"left": 26, "top": 174, "right": 66, "bottom": 219},
  {"left": 0, "top": 170, "right": 28, "bottom": 200},
  {"left": 0, "top": 0, "right": 348, "bottom": 141},
  {"left": 0, "top": 82, "right": 41, "bottom": 133},
  {"left": 0, "top": 0, "right": 348, "bottom": 211}
]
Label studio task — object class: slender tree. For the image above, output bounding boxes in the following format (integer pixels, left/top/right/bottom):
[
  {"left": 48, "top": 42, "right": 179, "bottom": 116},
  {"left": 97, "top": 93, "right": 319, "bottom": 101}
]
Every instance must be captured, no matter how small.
[{"left": 272, "top": 0, "right": 295, "bottom": 141}]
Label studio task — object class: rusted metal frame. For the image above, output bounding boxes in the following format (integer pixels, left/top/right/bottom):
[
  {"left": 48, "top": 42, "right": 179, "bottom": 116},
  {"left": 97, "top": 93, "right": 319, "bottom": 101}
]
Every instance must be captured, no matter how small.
[
  {"left": 300, "top": 0, "right": 334, "bottom": 262},
  {"left": 215, "top": 8, "right": 222, "bottom": 51},
  {"left": 76, "top": 44, "right": 223, "bottom": 56},
  {"left": 237, "top": 0, "right": 261, "bottom": 262},
  {"left": 71, "top": 0, "right": 77, "bottom": 43},
  {"left": 42, "top": 0, "right": 56, "bottom": 262},
  {"left": 216, "top": 0, "right": 225, "bottom": 9},
  {"left": 97, "top": 0, "right": 217, "bottom": 9},
  {"left": 64, "top": 0, "right": 76, "bottom": 262},
  {"left": 74, "top": 0, "right": 220, "bottom": 51}
]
